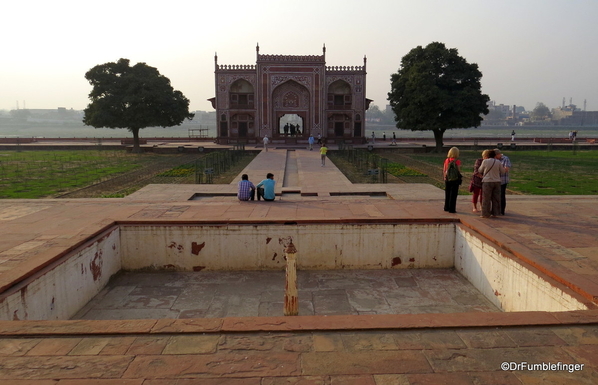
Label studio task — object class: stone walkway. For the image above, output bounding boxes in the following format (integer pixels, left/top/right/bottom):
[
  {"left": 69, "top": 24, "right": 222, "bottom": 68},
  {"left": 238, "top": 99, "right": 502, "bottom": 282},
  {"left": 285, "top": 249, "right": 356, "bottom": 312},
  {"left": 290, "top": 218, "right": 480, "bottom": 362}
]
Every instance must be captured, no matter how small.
[{"left": 0, "top": 146, "right": 598, "bottom": 383}]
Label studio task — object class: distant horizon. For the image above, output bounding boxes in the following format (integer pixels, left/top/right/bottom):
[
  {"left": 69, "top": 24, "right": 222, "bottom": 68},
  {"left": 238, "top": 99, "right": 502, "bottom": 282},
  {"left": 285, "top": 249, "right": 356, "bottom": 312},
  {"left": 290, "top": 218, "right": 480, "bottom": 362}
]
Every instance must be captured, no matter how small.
[{"left": 1, "top": 1, "right": 597, "bottom": 114}]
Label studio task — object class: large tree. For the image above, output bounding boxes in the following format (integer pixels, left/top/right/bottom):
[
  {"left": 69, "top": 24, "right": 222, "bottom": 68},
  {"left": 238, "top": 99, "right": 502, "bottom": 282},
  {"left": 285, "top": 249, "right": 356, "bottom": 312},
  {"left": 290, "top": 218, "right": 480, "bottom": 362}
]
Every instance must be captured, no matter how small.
[
  {"left": 531, "top": 102, "right": 552, "bottom": 121},
  {"left": 388, "top": 42, "right": 489, "bottom": 152},
  {"left": 83, "top": 58, "right": 194, "bottom": 152}
]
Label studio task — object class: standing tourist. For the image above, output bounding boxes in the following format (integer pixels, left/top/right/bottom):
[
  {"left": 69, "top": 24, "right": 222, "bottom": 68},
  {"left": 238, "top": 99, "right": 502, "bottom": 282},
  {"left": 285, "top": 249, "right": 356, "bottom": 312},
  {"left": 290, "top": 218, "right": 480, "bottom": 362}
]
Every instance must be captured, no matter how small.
[
  {"left": 371, "top": 131, "right": 375, "bottom": 144},
  {"left": 320, "top": 143, "right": 328, "bottom": 167},
  {"left": 478, "top": 150, "right": 506, "bottom": 218},
  {"left": 442, "top": 147, "right": 462, "bottom": 214},
  {"left": 263, "top": 135, "right": 269, "bottom": 152},
  {"left": 511, "top": 130, "right": 516, "bottom": 142},
  {"left": 308, "top": 135, "right": 315, "bottom": 151},
  {"left": 237, "top": 174, "right": 255, "bottom": 201},
  {"left": 494, "top": 148, "right": 511, "bottom": 215},
  {"left": 256, "top": 173, "right": 276, "bottom": 201},
  {"left": 391, "top": 132, "right": 397, "bottom": 146},
  {"left": 469, "top": 150, "right": 487, "bottom": 212},
  {"left": 317, "top": 133, "right": 322, "bottom": 145}
]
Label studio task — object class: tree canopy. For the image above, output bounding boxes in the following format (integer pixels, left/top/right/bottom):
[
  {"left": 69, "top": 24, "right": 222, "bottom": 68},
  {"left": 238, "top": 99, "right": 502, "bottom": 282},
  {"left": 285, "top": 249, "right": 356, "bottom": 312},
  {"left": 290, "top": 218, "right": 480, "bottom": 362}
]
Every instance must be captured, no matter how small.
[
  {"left": 83, "top": 58, "right": 194, "bottom": 152},
  {"left": 531, "top": 102, "right": 552, "bottom": 121},
  {"left": 387, "top": 42, "right": 489, "bottom": 151}
]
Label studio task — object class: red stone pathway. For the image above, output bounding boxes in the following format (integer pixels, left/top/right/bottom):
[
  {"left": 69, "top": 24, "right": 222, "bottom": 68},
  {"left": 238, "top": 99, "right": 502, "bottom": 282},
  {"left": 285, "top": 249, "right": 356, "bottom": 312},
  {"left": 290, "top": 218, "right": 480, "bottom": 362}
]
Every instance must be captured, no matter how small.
[{"left": 0, "top": 147, "right": 597, "bottom": 383}]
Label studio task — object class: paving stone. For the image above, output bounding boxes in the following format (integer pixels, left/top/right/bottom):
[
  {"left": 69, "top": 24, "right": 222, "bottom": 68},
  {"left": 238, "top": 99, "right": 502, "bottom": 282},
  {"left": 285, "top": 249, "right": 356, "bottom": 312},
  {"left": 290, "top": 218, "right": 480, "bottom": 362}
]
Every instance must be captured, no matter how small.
[
  {"left": 68, "top": 338, "right": 111, "bottom": 355},
  {"left": 514, "top": 370, "right": 598, "bottom": 385},
  {"left": 340, "top": 332, "right": 398, "bottom": 351},
  {"left": 424, "top": 346, "right": 575, "bottom": 372},
  {"left": 26, "top": 338, "right": 81, "bottom": 356},
  {"left": 144, "top": 379, "right": 260, "bottom": 385},
  {"left": 123, "top": 352, "right": 301, "bottom": 378},
  {"left": 466, "top": 371, "right": 523, "bottom": 385},
  {"left": 456, "top": 329, "right": 518, "bottom": 349},
  {"left": 126, "top": 336, "right": 170, "bottom": 355},
  {"left": 313, "top": 333, "right": 345, "bottom": 352},
  {"left": 392, "top": 330, "right": 467, "bottom": 350},
  {"left": 151, "top": 318, "right": 223, "bottom": 333},
  {"left": 98, "top": 337, "right": 137, "bottom": 355},
  {"left": 0, "top": 338, "right": 41, "bottom": 356},
  {"left": 301, "top": 351, "right": 431, "bottom": 375},
  {"left": 404, "top": 373, "right": 475, "bottom": 384},
  {"left": 0, "top": 355, "right": 133, "bottom": 380},
  {"left": 551, "top": 325, "right": 598, "bottom": 345},
  {"left": 373, "top": 374, "right": 410, "bottom": 385},
  {"left": 57, "top": 380, "right": 144, "bottom": 385},
  {"left": 313, "top": 290, "right": 354, "bottom": 315},
  {"left": 503, "top": 327, "right": 568, "bottom": 347},
  {"left": 262, "top": 376, "right": 376, "bottom": 385},
  {"left": 162, "top": 335, "right": 221, "bottom": 354}
]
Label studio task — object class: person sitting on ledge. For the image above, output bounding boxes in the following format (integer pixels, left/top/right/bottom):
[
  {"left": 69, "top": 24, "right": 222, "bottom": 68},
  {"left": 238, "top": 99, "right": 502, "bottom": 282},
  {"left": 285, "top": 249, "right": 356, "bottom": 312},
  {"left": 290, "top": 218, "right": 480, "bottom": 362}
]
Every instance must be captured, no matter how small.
[
  {"left": 237, "top": 174, "right": 255, "bottom": 201},
  {"left": 256, "top": 173, "right": 276, "bottom": 201}
]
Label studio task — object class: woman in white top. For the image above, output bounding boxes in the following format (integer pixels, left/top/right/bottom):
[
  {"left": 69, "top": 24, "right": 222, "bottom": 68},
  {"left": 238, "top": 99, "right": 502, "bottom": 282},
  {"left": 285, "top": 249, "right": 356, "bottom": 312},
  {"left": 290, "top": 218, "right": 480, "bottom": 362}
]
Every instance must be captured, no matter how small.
[{"left": 477, "top": 150, "right": 506, "bottom": 218}]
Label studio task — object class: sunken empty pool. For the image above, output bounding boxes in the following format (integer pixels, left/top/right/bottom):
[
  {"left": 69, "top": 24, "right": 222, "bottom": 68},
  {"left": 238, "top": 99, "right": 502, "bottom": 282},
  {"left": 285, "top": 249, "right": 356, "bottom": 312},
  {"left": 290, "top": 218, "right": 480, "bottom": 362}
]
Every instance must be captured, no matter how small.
[{"left": 0, "top": 222, "right": 591, "bottom": 321}]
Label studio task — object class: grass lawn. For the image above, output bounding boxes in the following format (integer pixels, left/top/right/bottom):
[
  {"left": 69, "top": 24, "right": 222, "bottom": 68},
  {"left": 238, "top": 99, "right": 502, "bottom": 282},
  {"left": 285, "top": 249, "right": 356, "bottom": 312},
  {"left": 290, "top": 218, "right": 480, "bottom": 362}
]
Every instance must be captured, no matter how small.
[
  {"left": 0, "top": 150, "right": 147, "bottom": 198},
  {"left": 0, "top": 149, "right": 258, "bottom": 199},
  {"left": 376, "top": 149, "right": 598, "bottom": 195}
]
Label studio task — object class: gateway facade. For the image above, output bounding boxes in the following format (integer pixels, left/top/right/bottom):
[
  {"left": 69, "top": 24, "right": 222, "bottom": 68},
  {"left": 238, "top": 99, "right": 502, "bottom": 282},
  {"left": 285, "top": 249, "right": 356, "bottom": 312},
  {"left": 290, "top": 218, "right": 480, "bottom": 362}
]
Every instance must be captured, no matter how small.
[{"left": 210, "top": 45, "right": 371, "bottom": 144}]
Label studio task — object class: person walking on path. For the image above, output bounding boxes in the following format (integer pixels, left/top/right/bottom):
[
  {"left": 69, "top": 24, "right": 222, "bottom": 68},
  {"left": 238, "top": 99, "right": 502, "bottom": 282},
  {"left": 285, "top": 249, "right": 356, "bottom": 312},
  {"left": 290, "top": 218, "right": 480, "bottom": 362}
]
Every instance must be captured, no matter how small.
[
  {"left": 371, "top": 131, "right": 375, "bottom": 144},
  {"left": 511, "top": 130, "right": 516, "bottom": 142},
  {"left": 256, "top": 173, "right": 276, "bottom": 201},
  {"left": 320, "top": 143, "right": 328, "bottom": 167},
  {"left": 308, "top": 135, "right": 315, "bottom": 151},
  {"left": 391, "top": 132, "right": 397, "bottom": 146},
  {"left": 317, "top": 133, "right": 322, "bottom": 145},
  {"left": 469, "top": 150, "right": 487, "bottom": 212},
  {"left": 442, "top": 147, "right": 462, "bottom": 214},
  {"left": 494, "top": 148, "right": 511, "bottom": 215},
  {"left": 237, "top": 174, "right": 255, "bottom": 201},
  {"left": 263, "top": 135, "right": 269, "bottom": 152},
  {"left": 478, "top": 150, "right": 506, "bottom": 218}
]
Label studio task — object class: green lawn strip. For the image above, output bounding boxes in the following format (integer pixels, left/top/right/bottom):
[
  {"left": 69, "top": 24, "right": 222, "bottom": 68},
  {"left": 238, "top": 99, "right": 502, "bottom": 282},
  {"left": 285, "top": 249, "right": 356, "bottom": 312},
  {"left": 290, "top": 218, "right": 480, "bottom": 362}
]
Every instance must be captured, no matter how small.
[
  {"left": 0, "top": 150, "right": 167, "bottom": 198},
  {"left": 400, "top": 150, "right": 598, "bottom": 195}
]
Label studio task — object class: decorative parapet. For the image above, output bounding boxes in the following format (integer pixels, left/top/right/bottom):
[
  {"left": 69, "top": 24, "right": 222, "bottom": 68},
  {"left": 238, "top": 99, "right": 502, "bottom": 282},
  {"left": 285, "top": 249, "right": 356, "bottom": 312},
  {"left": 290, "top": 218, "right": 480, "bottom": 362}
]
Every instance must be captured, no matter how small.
[
  {"left": 326, "top": 66, "right": 365, "bottom": 73},
  {"left": 257, "top": 54, "right": 325, "bottom": 63},
  {"left": 216, "top": 64, "right": 256, "bottom": 71}
]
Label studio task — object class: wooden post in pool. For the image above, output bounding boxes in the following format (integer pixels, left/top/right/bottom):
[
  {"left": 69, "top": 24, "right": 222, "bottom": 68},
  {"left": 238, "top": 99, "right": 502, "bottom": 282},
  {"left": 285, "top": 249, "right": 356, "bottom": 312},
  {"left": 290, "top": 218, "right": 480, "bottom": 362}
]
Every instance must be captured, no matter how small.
[{"left": 284, "top": 242, "right": 298, "bottom": 316}]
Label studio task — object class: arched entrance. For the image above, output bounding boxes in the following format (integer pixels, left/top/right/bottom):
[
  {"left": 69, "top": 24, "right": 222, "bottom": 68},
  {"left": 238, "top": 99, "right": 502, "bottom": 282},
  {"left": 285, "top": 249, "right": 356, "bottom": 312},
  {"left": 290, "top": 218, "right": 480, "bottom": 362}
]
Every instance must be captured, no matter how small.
[
  {"left": 272, "top": 80, "right": 310, "bottom": 140},
  {"left": 279, "top": 114, "right": 304, "bottom": 137}
]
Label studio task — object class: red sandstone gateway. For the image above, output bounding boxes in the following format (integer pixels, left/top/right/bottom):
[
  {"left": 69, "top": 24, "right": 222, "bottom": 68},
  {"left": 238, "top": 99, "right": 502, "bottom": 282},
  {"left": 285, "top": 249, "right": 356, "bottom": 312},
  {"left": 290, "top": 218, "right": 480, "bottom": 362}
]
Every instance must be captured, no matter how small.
[{"left": 210, "top": 44, "right": 371, "bottom": 144}]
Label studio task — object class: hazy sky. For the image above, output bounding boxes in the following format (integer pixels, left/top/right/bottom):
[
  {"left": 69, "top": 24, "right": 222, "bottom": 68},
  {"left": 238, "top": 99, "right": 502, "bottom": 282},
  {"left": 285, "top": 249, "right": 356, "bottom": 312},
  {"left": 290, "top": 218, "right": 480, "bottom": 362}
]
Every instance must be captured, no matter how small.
[{"left": 2, "top": 0, "right": 597, "bottom": 113}]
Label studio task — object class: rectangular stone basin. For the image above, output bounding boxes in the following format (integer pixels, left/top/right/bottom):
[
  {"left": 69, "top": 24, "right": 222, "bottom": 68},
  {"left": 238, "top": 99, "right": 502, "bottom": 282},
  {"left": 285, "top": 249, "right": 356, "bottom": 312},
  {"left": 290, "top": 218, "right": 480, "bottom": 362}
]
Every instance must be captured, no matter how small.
[{"left": 0, "top": 222, "right": 590, "bottom": 321}]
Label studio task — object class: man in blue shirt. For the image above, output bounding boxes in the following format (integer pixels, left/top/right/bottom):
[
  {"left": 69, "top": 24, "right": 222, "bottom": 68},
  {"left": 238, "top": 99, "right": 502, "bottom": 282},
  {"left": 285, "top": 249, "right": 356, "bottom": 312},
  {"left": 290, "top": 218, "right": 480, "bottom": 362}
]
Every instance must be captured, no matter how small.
[
  {"left": 494, "top": 149, "right": 512, "bottom": 215},
  {"left": 256, "top": 173, "right": 276, "bottom": 201},
  {"left": 308, "top": 135, "right": 315, "bottom": 151},
  {"left": 237, "top": 174, "right": 255, "bottom": 201}
]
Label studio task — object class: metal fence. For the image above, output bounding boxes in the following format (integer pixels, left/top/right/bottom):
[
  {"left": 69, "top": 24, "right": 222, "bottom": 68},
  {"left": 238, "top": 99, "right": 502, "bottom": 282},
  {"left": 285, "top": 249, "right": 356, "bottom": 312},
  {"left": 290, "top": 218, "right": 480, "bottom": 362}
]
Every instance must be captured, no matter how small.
[
  {"left": 195, "top": 148, "right": 248, "bottom": 184},
  {"left": 335, "top": 147, "right": 388, "bottom": 183}
]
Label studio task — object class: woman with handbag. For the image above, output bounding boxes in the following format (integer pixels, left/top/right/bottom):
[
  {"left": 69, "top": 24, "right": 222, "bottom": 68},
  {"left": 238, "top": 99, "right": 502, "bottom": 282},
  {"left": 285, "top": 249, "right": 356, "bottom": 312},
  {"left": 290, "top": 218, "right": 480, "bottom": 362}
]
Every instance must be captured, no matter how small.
[
  {"left": 478, "top": 150, "right": 506, "bottom": 218},
  {"left": 469, "top": 150, "right": 488, "bottom": 212},
  {"left": 443, "top": 147, "right": 462, "bottom": 214}
]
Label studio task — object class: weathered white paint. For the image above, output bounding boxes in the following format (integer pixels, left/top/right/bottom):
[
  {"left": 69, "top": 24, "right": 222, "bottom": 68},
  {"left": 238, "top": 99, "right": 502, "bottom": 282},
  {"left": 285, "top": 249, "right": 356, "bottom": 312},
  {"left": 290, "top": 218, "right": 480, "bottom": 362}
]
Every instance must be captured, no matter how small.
[
  {"left": 0, "top": 228, "right": 120, "bottom": 320},
  {"left": 455, "top": 226, "right": 588, "bottom": 312},
  {"left": 119, "top": 223, "right": 455, "bottom": 270},
  {"left": 0, "top": 222, "right": 588, "bottom": 321}
]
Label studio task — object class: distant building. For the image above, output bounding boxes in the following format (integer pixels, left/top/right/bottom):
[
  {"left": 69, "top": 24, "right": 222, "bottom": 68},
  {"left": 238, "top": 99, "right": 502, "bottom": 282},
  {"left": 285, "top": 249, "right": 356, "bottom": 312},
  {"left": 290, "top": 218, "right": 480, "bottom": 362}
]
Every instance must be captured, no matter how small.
[{"left": 210, "top": 45, "right": 371, "bottom": 143}]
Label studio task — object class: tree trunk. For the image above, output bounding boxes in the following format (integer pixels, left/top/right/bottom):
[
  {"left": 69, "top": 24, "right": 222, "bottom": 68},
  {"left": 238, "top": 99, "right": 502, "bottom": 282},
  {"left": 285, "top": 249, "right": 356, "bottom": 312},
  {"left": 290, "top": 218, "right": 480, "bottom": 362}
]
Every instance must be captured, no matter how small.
[
  {"left": 432, "top": 128, "right": 446, "bottom": 153},
  {"left": 131, "top": 128, "right": 141, "bottom": 153}
]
